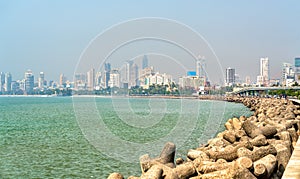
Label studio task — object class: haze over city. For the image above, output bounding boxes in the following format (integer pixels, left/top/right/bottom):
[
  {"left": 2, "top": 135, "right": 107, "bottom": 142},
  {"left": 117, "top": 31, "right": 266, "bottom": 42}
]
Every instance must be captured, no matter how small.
[{"left": 1, "top": 1, "right": 300, "bottom": 83}]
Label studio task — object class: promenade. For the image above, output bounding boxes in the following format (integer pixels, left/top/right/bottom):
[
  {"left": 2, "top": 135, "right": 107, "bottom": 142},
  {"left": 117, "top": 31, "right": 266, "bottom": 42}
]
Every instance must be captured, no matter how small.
[{"left": 282, "top": 99, "right": 300, "bottom": 179}]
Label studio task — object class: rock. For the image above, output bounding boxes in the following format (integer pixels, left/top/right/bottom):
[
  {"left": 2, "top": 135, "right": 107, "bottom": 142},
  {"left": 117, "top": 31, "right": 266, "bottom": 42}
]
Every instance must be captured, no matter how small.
[
  {"left": 253, "top": 154, "right": 277, "bottom": 178},
  {"left": 187, "top": 149, "right": 209, "bottom": 161},
  {"left": 175, "top": 158, "right": 184, "bottom": 165},
  {"left": 141, "top": 165, "right": 163, "bottom": 179},
  {"left": 173, "top": 162, "right": 196, "bottom": 178},
  {"left": 107, "top": 172, "right": 124, "bottom": 179}
]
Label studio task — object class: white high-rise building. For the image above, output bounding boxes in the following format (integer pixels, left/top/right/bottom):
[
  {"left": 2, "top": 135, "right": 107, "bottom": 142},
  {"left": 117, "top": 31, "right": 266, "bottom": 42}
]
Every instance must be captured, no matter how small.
[
  {"left": 282, "top": 62, "right": 294, "bottom": 86},
  {"left": 5, "top": 72, "right": 12, "bottom": 92},
  {"left": 196, "top": 56, "right": 206, "bottom": 78},
  {"left": 0, "top": 72, "right": 5, "bottom": 92},
  {"left": 225, "top": 67, "right": 235, "bottom": 86},
  {"left": 25, "top": 70, "right": 34, "bottom": 94},
  {"left": 109, "top": 69, "right": 120, "bottom": 88},
  {"left": 38, "top": 72, "right": 45, "bottom": 88},
  {"left": 87, "top": 68, "right": 95, "bottom": 91},
  {"left": 259, "top": 57, "right": 269, "bottom": 86}
]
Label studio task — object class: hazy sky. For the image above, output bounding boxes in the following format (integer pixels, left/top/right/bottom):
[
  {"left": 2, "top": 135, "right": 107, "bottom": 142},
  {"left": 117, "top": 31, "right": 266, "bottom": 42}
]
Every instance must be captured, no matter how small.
[{"left": 1, "top": 1, "right": 299, "bottom": 84}]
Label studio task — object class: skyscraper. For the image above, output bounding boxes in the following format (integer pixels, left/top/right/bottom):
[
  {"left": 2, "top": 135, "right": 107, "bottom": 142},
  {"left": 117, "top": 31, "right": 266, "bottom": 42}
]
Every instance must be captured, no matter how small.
[
  {"left": 104, "top": 62, "right": 111, "bottom": 88},
  {"left": 225, "top": 67, "right": 235, "bottom": 86},
  {"left": 0, "top": 72, "right": 5, "bottom": 92},
  {"left": 87, "top": 68, "right": 95, "bottom": 91},
  {"left": 38, "top": 72, "right": 45, "bottom": 88},
  {"left": 129, "top": 63, "right": 139, "bottom": 87},
  {"left": 5, "top": 72, "right": 12, "bottom": 92},
  {"left": 282, "top": 63, "right": 294, "bottom": 86},
  {"left": 25, "top": 70, "right": 34, "bottom": 94},
  {"left": 295, "top": 57, "right": 300, "bottom": 82},
  {"left": 59, "top": 74, "right": 66, "bottom": 87},
  {"left": 142, "top": 55, "right": 148, "bottom": 69},
  {"left": 109, "top": 69, "right": 120, "bottom": 88},
  {"left": 196, "top": 56, "right": 206, "bottom": 79},
  {"left": 259, "top": 57, "right": 269, "bottom": 86}
]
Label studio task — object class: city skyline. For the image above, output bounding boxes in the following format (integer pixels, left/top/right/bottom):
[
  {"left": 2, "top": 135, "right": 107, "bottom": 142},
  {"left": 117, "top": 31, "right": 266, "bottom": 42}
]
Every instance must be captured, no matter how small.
[{"left": 1, "top": 1, "right": 299, "bottom": 82}]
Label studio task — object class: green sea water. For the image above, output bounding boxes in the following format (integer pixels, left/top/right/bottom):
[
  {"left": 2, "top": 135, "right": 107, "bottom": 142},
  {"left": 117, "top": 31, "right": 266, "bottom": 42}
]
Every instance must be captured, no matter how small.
[{"left": 0, "top": 97, "right": 252, "bottom": 178}]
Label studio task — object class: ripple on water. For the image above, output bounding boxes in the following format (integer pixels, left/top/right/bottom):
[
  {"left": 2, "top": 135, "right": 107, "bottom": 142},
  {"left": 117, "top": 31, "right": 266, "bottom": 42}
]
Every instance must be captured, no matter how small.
[{"left": 0, "top": 97, "right": 252, "bottom": 178}]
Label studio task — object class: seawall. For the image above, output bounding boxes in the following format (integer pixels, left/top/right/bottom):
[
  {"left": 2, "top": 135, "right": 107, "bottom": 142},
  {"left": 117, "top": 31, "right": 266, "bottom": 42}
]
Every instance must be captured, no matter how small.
[{"left": 108, "top": 96, "right": 300, "bottom": 179}]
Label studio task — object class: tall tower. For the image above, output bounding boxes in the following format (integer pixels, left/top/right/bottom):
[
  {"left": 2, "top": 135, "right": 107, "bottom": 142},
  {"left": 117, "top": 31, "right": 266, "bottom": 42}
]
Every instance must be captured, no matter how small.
[
  {"left": 0, "top": 72, "right": 5, "bottom": 92},
  {"left": 25, "top": 70, "right": 34, "bottom": 94},
  {"left": 295, "top": 57, "right": 300, "bottom": 82},
  {"left": 5, "top": 72, "right": 12, "bottom": 92},
  {"left": 59, "top": 74, "right": 66, "bottom": 87},
  {"left": 260, "top": 57, "right": 269, "bottom": 86},
  {"left": 225, "top": 67, "right": 235, "bottom": 86},
  {"left": 104, "top": 62, "right": 111, "bottom": 88},
  {"left": 142, "top": 55, "right": 148, "bottom": 69},
  {"left": 38, "top": 72, "right": 45, "bottom": 88},
  {"left": 196, "top": 56, "right": 206, "bottom": 79},
  {"left": 87, "top": 68, "right": 95, "bottom": 91}
]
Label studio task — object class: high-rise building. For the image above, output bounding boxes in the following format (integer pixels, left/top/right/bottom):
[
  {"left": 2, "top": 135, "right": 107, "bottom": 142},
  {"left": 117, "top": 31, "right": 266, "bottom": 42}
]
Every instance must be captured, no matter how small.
[
  {"left": 4, "top": 72, "right": 12, "bottom": 92},
  {"left": 129, "top": 63, "right": 139, "bottom": 87},
  {"left": 105, "top": 62, "right": 111, "bottom": 72},
  {"left": 282, "top": 63, "right": 294, "bottom": 86},
  {"left": 74, "top": 73, "right": 86, "bottom": 90},
  {"left": 103, "top": 63, "right": 111, "bottom": 88},
  {"left": 87, "top": 68, "right": 95, "bottom": 91},
  {"left": 59, "top": 74, "right": 66, "bottom": 87},
  {"left": 295, "top": 57, "right": 300, "bottom": 82},
  {"left": 225, "top": 67, "right": 235, "bottom": 86},
  {"left": 142, "top": 55, "right": 148, "bottom": 69},
  {"left": 196, "top": 56, "right": 206, "bottom": 78},
  {"left": 259, "top": 57, "right": 269, "bottom": 86},
  {"left": 38, "top": 72, "right": 45, "bottom": 88},
  {"left": 0, "top": 72, "right": 5, "bottom": 92},
  {"left": 109, "top": 69, "right": 120, "bottom": 88},
  {"left": 245, "top": 76, "right": 251, "bottom": 85},
  {"left": 25, "top": 70, "right": 34, "bottom": 94}
]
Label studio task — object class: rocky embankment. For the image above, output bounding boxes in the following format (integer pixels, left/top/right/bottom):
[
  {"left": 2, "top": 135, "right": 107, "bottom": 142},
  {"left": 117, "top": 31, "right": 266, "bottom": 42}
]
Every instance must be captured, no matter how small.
[{"left": 108, "top": 97, "right": 300, "bottom": 179}]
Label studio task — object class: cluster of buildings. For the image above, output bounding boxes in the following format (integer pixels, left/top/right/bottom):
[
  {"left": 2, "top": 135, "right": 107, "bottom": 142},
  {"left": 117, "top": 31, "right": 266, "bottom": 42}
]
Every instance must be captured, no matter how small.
[
  {"left": 2, "top": 56, "right": 300, "bottom": 95},
  {"left": 74, "top": 55, "right": 208, "bottom": 93},
  {"left": 225, "top": 57, "right": 300, "bottom": 87},
  {"left": 0, "top": 55, "right": 209, "bottom": 95}
]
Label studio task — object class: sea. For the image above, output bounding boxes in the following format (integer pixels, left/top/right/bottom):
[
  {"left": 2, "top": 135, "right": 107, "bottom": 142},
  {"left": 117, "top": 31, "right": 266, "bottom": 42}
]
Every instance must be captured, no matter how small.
[{"left": 0, "top": 96, "right": 252, "bottom": 178}]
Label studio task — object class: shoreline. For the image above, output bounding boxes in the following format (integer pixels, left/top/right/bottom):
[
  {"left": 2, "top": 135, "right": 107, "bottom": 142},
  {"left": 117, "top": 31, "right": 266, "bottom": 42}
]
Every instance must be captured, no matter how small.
[{"left": 108, "top": 96, "right": 300, "bottom": 179}]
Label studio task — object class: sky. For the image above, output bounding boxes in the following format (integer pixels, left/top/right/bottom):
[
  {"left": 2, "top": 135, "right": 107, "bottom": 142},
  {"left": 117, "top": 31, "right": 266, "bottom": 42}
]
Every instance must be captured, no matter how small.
[{"left": 1, "top": 1, "right": 300, "bottom": 84}]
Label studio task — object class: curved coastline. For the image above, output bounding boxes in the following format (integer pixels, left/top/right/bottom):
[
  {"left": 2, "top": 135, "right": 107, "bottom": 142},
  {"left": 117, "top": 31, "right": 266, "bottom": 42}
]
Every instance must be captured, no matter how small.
[{"left": 108, "top": 96, "right": 300, "bottom": 179}]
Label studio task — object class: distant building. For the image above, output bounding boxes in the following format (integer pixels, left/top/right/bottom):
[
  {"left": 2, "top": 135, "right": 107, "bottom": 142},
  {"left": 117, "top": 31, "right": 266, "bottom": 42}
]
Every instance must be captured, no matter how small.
[
  {"left": 59, "top": 74, "right": 66, "bottom": 87},
  {"left": 87, "top": 68, "right": 95, "bottom": 91},
  {"left": 129, "top": 63, "right": 139, "bottom": 87},
  {"left": 245, "top": 76, "right": 251, "bottom": 85},
  {"left": 120, "top": 61, "right": 139, "bottom": 88},
  {"left": 103, "top": 62, "right": 111, "bottom": 88},
  {"left": 142, "top": 72, "right": 172, "bottom": 89},
  {"left": 295, "top": 57, "right": 300, "bottom": 83},
  {"left": 196, "top": 56, "right": 206, "bottom": 78},
  {"left": 74, "top": 73, "right": 86, "bottom": 90},
  {"left": 225, "top": 67, "right": 235, "bottom": 86},
  {"left": 11, "top": 81, "right": 19, "bottom": 94},
  {"left": 187, "top": 71, "right": 197, "bottom": 77},
  {"left": 179, "top": 76, "right": 205, "bottom": 90},
  {"left": 25, "top": 70, "right": 34, "bottom": 94},
  {"left": 258, "top": 57, "right": 269, "bottom": 86},
  {"left": 142, "top": 55, "right": 148, "bottom": 69},
  {"left": 282, "top": 63, "right": 294, "bottom": 86},
  {"left": 108, "top": 69, "right": 120, "bottom": 88},
  {"left": 139, "top": 66, "right": 154, "bottom": 88},
  {"left": 0, "top": 72, "right": 5, "bottom": 92},
  {"left": 38, "top": 72, "right": 45, "bottom": 88},
  {"left": 4, "top": 72, "right": 12, "bottom": 92}
]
